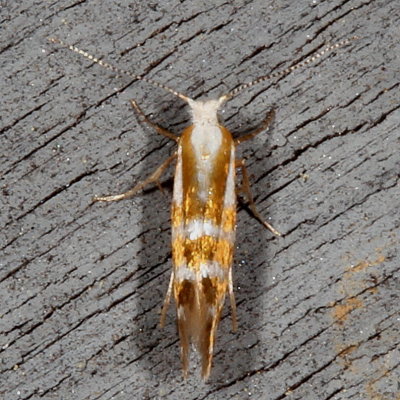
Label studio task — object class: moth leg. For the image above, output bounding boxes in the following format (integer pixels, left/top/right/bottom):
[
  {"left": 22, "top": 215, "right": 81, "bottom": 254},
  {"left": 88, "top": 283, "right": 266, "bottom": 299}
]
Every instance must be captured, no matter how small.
[
  {"left": 236, "top": 159, "right": 282, "bottom": 237},
  {"left": 130, "top": 100, "right": 178, "bottom": 142},
  {"left": 228, "top": 267, "right": 238, "bottom": 332},
  {"left": 93, "top": 152, "right": 176, "bottom": 202},
  {"left": 234, "top": 109, "right": 275, "bottom": 145},
  {"left": 160, "top": 270, "right": 174, "bottom": 328}
]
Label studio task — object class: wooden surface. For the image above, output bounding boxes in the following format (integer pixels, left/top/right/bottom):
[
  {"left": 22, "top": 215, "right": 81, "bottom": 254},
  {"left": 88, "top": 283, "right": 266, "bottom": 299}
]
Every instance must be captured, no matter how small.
[{"left": 1, "top": 0, "right": 399, "bottom": 399}]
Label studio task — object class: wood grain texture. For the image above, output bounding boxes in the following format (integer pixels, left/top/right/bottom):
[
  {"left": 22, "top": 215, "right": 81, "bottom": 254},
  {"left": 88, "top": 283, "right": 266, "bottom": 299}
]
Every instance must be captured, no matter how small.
[{"left": 1, "top": 0, "right": 399, "bottom": 399}]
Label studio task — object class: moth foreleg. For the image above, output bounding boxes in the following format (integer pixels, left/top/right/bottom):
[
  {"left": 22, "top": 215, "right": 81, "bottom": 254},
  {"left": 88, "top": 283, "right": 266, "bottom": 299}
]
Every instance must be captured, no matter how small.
[
  {"left": 130, "top": 100, "right": 178, "bottom": 142},
  {"left": 93, "top": 152, "right": 177, "bottom": 202},
  {"left": 236, "top": 159, "right": 282, "bottom": 237},
  {"left": 234, "top": 109, "right": 275, "bottom": 146}
]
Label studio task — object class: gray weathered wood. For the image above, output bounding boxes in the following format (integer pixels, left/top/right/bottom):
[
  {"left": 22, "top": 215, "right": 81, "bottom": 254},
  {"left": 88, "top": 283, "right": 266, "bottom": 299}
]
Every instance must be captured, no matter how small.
[{"left": 1, "top": 0, "right": 399, "bottom": 399}]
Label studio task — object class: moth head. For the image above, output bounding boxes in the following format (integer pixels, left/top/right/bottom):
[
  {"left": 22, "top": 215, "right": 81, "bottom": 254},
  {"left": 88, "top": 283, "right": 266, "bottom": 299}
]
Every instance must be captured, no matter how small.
[{"left": 187, "top": 98, "right": 226, "bottom": 125}]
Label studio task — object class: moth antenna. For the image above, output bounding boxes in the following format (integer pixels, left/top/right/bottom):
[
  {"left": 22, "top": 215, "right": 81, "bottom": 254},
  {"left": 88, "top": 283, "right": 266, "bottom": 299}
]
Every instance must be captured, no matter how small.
[
  {"left": 219, "top": 36, "right": 359, "bottom": 103},
  {"left": 48, "top": 37, "right": 192, "bottom": 103}
]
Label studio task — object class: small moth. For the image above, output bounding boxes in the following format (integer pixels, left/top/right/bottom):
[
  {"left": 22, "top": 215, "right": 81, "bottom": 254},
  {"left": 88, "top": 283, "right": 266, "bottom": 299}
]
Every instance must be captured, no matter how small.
[{"left": 49, "top": 36, "right": 357, "bottom": 380}]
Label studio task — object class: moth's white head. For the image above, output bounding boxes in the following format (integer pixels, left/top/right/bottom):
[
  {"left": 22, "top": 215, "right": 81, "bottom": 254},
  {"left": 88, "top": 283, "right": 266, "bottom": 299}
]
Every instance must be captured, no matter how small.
[{"left": 187, "top": 98, "right": 225, "bottom": 126}]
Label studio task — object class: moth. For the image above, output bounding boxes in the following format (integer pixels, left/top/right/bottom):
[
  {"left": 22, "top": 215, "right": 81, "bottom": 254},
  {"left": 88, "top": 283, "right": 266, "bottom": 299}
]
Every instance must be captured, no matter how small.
[{"left": 49, "top": 36, "right": 357, "bottom": 380}]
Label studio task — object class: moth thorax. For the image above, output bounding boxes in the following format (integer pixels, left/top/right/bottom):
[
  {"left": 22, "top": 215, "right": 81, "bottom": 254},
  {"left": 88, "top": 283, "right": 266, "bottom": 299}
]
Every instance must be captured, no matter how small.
[{"left": 185, "top": 99, "right": 226, "bottom": 202}]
